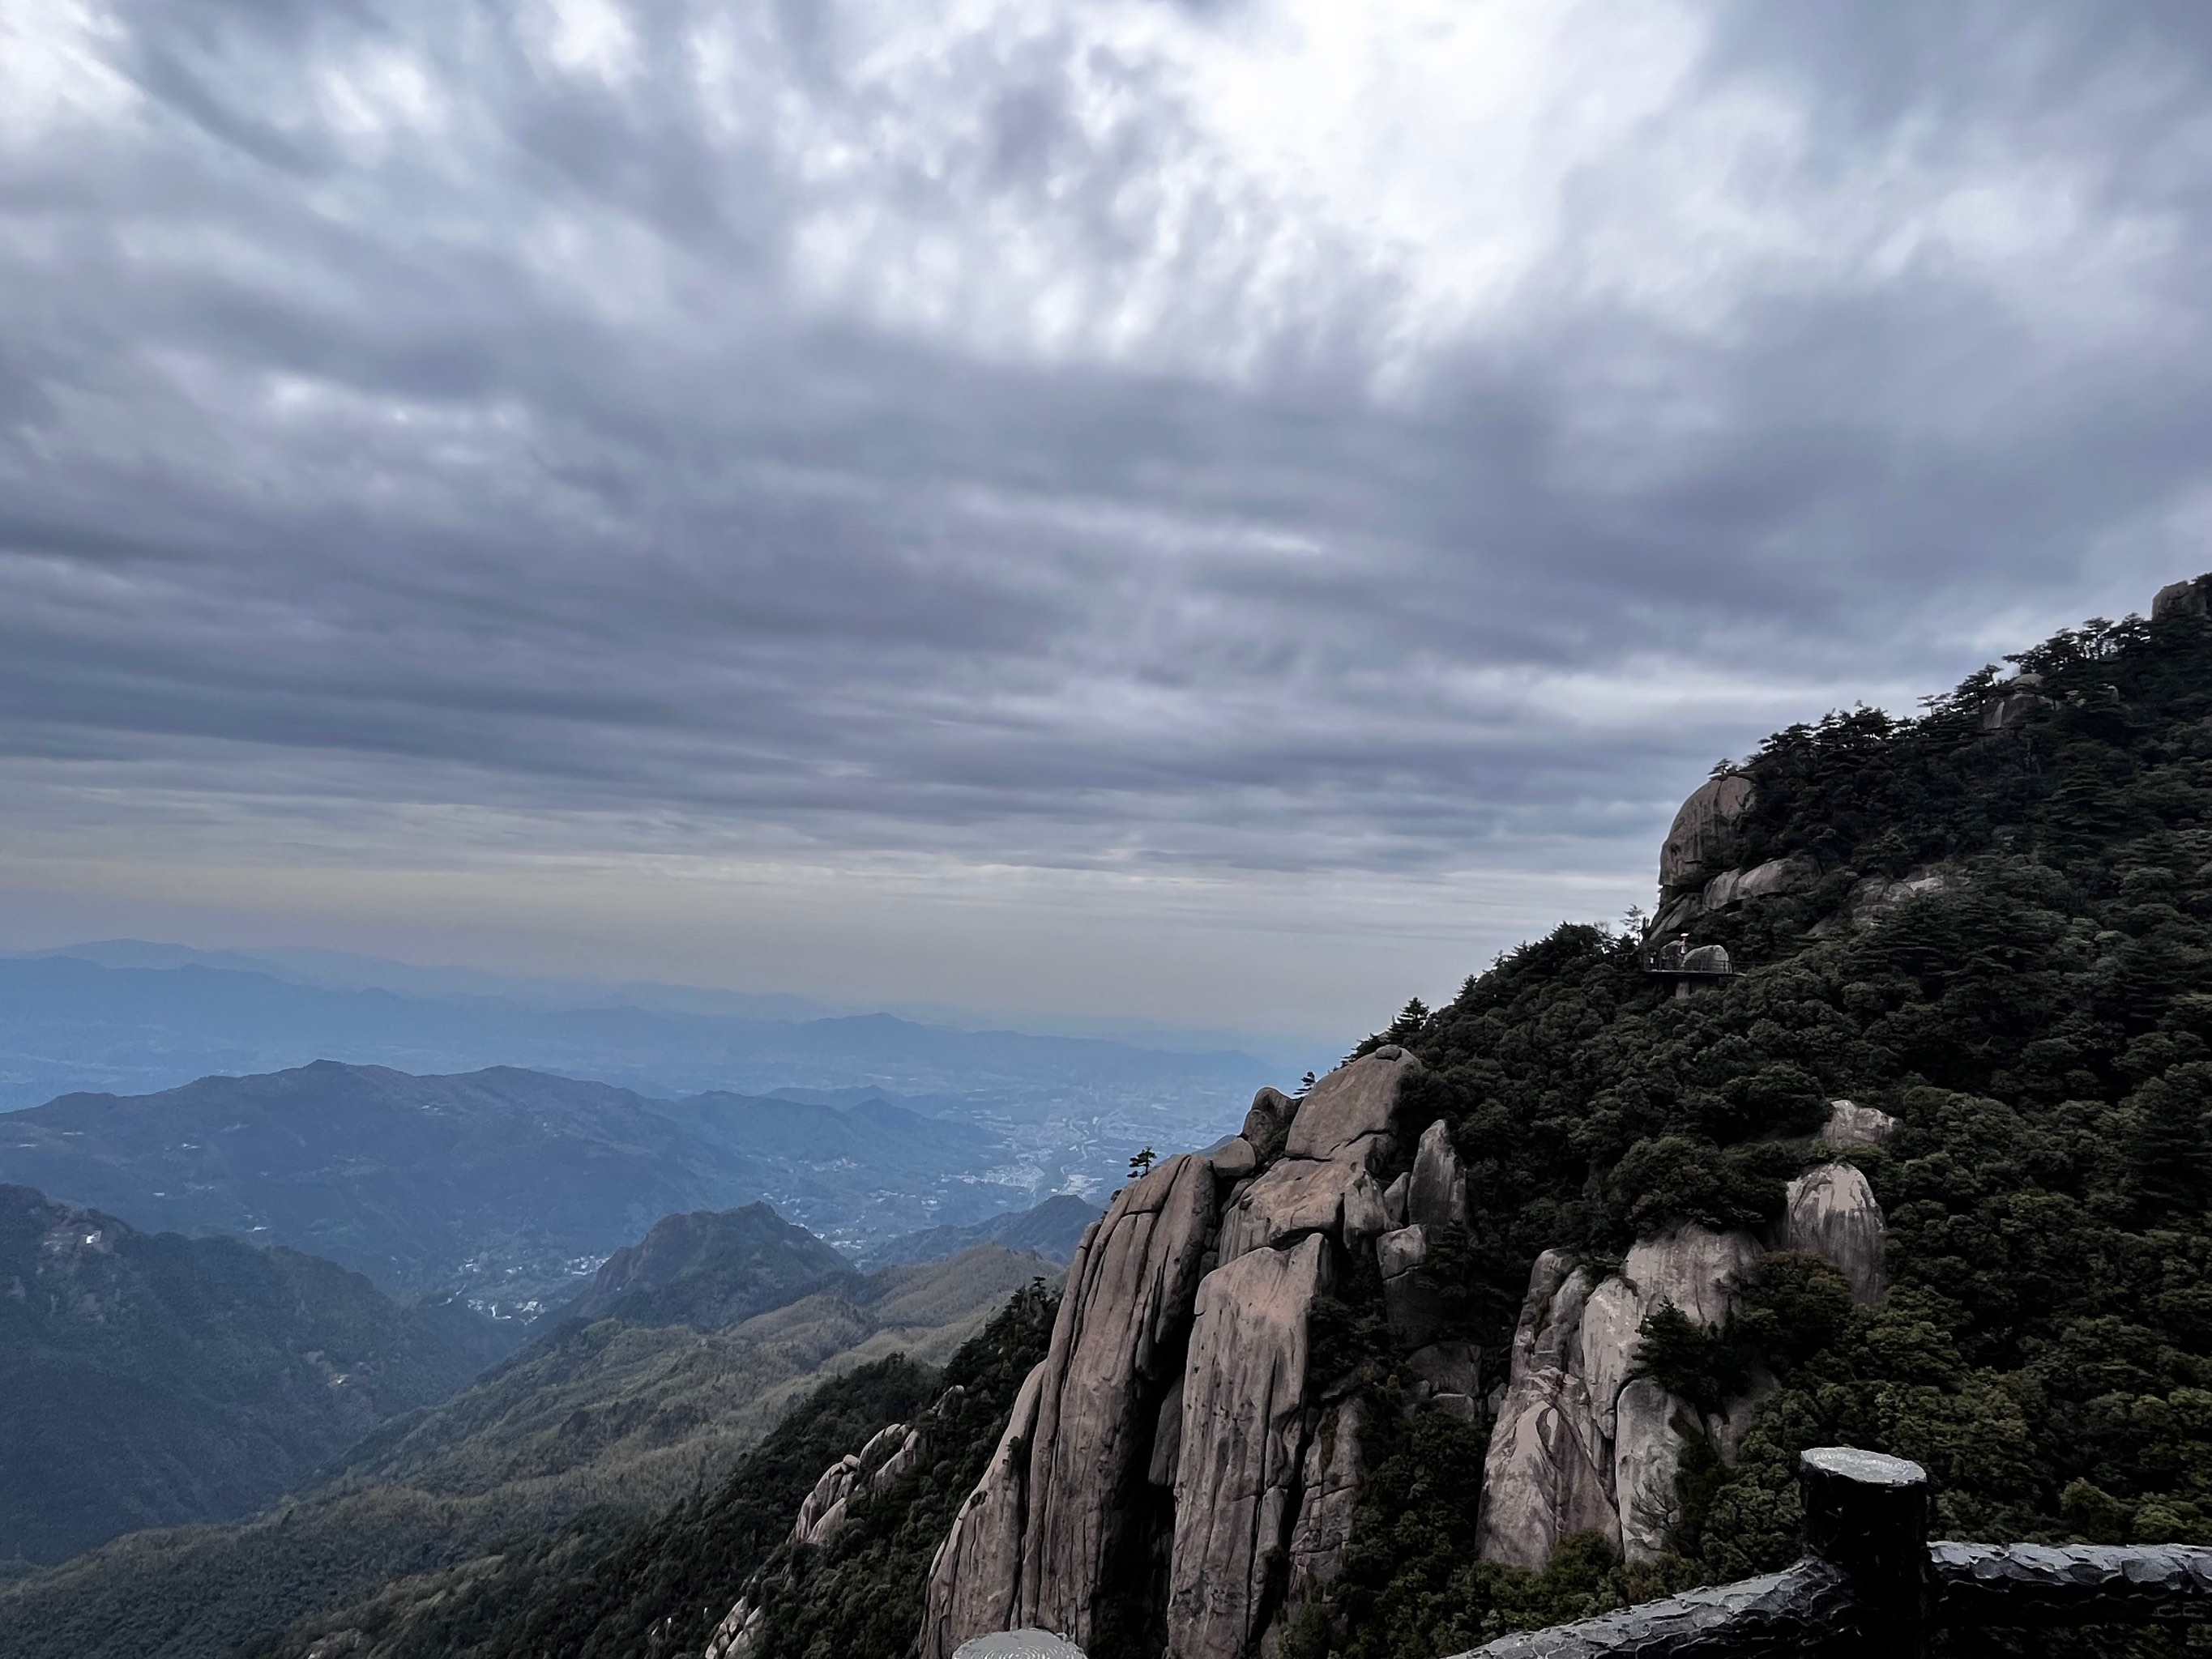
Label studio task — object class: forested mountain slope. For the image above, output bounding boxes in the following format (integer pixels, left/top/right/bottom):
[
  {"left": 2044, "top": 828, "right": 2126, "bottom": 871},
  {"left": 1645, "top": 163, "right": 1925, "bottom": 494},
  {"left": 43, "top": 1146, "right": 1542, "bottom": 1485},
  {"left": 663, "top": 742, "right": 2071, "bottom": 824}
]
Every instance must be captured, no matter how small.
[
  {"left": 1302, "top": 576, "right": 2212, "bottom": 1654},
  {"left": 0, "top": 1239, "right": 1051, "bottom": 1659},
  {"left": 0, "top": 1185, "right": 510, "bottom": 1567},
  {"left": 246, "top": 1282, "right": 1062, "bottom": 1659}
]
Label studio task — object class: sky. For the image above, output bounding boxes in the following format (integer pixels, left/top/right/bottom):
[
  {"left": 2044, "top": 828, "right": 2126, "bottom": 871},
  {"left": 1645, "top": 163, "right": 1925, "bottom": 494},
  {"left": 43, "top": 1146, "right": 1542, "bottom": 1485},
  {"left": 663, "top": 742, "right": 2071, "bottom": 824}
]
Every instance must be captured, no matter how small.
[{"left": 2, "top": 0, "right": 2210, "bottom": 1043}]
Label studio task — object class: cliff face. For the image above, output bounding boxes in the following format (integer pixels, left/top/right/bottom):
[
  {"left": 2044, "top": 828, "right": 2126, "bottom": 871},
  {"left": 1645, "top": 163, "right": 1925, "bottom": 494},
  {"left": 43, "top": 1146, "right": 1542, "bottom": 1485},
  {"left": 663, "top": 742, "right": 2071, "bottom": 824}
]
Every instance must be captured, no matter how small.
[
  {"left": 920, "top": 1050, "right": 1430, "bottom": 1659},
  {"left": 922, "top": 944, "right": 1899, "bottom": 1654}
]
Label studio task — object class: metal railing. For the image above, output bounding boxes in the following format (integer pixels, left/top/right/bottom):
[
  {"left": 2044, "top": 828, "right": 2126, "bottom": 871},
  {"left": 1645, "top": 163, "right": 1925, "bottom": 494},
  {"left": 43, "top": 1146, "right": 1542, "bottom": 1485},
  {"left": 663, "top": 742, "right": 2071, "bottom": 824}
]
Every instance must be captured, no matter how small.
[{"left": 1454, "top": 1448, "right": 2212, "bottom": 1658}]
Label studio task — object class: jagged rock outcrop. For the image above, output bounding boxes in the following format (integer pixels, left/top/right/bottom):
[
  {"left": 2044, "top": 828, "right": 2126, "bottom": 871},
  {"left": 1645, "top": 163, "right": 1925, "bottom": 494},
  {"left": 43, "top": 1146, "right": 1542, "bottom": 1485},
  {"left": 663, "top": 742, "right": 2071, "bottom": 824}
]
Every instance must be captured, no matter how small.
[
  {"left": 1478, "top": 1141, "right": 1889, "bottom": 1569},
  {"left": 2154, "top": 574, "right": 2212, "bottom": 621},
  {"left": 1028, "top": 1152, "right": 1213, "bottom": 1641},
  {"left": 708, "top": 1385, "right": 969, "bottom": 1659},
  {"left": 921, "top": 1149, "right": 1215, "bottom": 1655},
  {"left": 922, "top": 1050, "right": 1435, "bottom": 1659},
  {"left": 920, "top": 1368, "right": 1045, "bottom": 1659},
  {"left": 1477, "top": 1225, "right": 1763, "bottom": 1568},
  {"left": 1477, "top": 1249, "right": 1618, "bottom": 1568},
  {"left": 1218, "top": 1049, "right": 1420, "bottom": 1264}
]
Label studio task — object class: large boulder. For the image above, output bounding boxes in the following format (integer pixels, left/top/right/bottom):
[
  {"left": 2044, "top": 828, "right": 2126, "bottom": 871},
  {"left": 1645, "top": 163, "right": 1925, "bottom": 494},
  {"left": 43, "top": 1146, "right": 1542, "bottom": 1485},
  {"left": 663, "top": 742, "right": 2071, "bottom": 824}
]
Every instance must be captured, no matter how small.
[
  {"left": 1242, "top": 1088, "right": 1300, "bottom": 1159},
  {"left": 1979, "top": 676, "right": 2048, "bottom": 734},
  {"left": 1167, "top": 1234, "right": 1331, "bottom": 1659},
  {"left": 1219, "top": 1153, "right": 1384, "bottom": 1261},
  {"left": 1286, "top": 1048, "right": 1423, "bottom": 1160},
  {"left": 1776, "top": 1162, "right": 1887, "bottom": 1305},
  {"left": 1847, "top": 865, "right": 1952, "bottom": 931},
  {"left": 1659, "top": 774, "right": 1753, "bottom": 889},
  {"left": 2154, "top": 574, "right": 2212, "bottom": 621},
  {"left": 1211, "top": 1137, "right": 1258, "bottom": 1181},
  {"left": 1817, "top": 1099, "right": 1897, "bottom": 1150},
  {"left": 1700, "top": 855, "right": 1817, "bottom": 912}
]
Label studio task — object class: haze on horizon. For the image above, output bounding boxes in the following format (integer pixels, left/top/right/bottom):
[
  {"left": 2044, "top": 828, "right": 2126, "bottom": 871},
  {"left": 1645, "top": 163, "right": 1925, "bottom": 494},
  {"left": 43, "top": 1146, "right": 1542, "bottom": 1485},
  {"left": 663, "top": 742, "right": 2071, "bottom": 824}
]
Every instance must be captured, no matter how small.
[{"left": 4, "top": 0, "right": 2210, "bottom": 1043}]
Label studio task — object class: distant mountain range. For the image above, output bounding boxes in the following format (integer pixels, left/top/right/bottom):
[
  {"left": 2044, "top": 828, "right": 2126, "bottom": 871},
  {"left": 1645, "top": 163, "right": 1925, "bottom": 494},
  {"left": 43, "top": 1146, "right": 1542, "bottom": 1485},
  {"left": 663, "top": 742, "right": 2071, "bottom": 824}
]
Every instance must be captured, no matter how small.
[
  {"left": 0, "top": 1183, "right": 513, "bottom": 1567},
  {"left": 0, "top": 948, "right": 1283, "bottom": 1207},
  {"left": 0, "top": 1062, "right": 1024, "bottom": 1302},
  {"left": 0, "top": 945, "right": 1278, "bottom": 1113}
]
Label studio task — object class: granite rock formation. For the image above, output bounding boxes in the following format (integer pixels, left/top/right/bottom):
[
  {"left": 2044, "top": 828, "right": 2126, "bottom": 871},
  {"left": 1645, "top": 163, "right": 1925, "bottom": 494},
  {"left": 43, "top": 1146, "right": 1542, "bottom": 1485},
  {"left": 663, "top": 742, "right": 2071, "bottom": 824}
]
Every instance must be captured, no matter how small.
[
  {"left": 1478, "top": 1110, "right": 1890, "bottom": 1568},
  {"left": 921, "top": 1049, "right": 1439, "bottom": 1659},
  {"left": 2154, "top": 574, "right": 2212, "bottom": 621},
  {"left": 707, "top": 1384, "right": 969, "bottom": 1659},
  {"left": 1658, "top": 774, "right": 1754, "bottom": 890}
]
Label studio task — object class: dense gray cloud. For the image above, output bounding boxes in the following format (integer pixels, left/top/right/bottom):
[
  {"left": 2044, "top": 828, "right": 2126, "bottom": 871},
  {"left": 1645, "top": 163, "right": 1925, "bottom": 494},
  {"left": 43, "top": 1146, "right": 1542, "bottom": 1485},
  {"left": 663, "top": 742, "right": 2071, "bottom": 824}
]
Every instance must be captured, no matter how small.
[{"left": 2, "top": 0, "right": 2210, "bottom": 1031}]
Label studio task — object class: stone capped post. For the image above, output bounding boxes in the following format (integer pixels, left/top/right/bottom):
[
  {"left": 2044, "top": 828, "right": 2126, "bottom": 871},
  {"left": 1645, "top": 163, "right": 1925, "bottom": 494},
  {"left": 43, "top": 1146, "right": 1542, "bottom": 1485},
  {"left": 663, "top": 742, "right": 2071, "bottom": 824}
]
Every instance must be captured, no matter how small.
[{"left": 1799, "top": 1446, "right": 1932, "bottom": 1657}]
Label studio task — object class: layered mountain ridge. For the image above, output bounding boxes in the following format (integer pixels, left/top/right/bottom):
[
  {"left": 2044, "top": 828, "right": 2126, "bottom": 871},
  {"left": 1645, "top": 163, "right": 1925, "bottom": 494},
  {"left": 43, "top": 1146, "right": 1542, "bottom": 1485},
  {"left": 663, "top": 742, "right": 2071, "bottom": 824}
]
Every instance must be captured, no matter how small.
[{"left": 0, "top": 1061, "right": 1011, "bottom": 1304}]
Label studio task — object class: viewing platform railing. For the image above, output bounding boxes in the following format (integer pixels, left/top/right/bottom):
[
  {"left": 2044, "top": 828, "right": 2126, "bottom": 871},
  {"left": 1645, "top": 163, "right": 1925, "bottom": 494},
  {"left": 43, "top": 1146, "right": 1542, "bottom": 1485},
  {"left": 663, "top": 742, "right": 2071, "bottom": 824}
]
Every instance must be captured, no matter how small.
[{"left": 1453, "top": 1448, "right": 2212, "bottom": 1659}]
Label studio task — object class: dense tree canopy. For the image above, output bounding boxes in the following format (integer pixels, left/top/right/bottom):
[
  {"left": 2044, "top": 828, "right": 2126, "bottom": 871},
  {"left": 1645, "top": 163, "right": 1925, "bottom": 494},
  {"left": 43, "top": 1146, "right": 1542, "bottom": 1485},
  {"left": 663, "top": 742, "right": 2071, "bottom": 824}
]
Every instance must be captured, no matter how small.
[{"left": 1308, "top": 600, "right": 2212, "bottom": 1656}]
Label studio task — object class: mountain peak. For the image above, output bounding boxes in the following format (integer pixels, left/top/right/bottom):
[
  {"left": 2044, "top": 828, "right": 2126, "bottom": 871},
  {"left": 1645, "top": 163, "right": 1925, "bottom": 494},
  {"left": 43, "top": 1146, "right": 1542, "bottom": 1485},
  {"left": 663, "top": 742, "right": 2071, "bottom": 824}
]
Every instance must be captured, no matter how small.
[{"left": 569, "top": 1204, "right": 860, "bottom": 1330}]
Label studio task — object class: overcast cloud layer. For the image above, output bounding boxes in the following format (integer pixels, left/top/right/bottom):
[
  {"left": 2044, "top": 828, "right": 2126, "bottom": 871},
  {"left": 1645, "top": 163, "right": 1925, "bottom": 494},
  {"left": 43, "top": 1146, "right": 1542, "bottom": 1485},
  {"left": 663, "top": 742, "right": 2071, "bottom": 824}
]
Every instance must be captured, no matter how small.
[{"left": 3, "top": 0, "right": 2210, "bottom": 1036}]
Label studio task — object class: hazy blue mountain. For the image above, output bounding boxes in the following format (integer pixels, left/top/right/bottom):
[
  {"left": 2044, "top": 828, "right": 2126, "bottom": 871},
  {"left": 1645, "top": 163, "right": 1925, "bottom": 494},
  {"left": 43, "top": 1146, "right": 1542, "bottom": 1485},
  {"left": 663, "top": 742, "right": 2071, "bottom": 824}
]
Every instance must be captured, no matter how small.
[
  {"left": 0, "top": 1063, "right": 1023, "bottom": 1307},
  {"left": 0, "top": 955, "right": 1271, "bottom": 1206},
  {"left": 0, "top": 950, "right": 1280, "bottom": 1222},
  {"left": 0, "top": 1183, "right": 512, "bottom": 1567},
  {"left": 28, "top": 940, "right": 1312, "bottom": 1061},
  {"left": 859, "top": 1192, "right": 1101, "bottom": 1269},
  {"left": 562, "top": 1202, "right": 863, "bottom": 1328}
]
